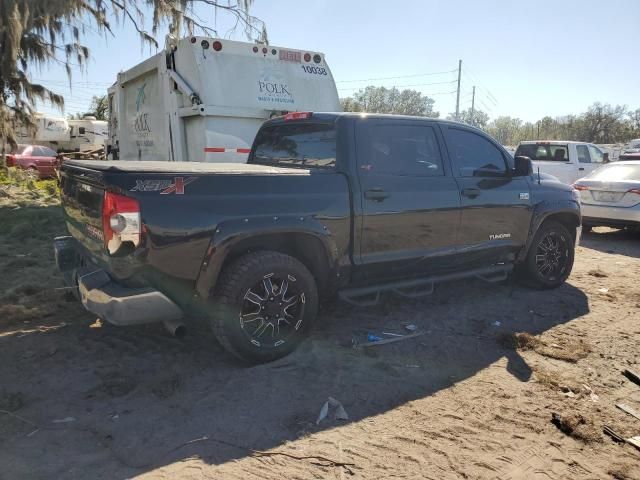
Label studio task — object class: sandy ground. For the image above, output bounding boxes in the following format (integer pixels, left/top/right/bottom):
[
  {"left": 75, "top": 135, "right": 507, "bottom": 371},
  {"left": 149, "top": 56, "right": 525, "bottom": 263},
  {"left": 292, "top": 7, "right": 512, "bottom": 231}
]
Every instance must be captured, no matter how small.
[{"left": 1, "top": 186, "right": 640, "bottom": 480}]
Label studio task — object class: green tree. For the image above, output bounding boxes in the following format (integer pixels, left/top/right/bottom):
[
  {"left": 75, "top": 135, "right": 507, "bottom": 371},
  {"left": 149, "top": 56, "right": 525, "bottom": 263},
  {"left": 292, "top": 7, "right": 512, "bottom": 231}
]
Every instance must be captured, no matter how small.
[
  {"left": 0, "top": 0, "right": 264, "bottom": 163},
  {"left": 89, "top": 95, "right": 108, "bottom": 121},
  {"left": 446, "top": 109, "right": 489, "bottom": 129},
  {"left": 341, "top": 86, "right": 439, "bottom": 117}
]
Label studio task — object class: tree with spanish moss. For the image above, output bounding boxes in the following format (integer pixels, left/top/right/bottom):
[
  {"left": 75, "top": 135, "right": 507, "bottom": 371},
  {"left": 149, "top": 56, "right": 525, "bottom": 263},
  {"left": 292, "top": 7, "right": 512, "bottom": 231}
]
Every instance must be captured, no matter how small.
[{"left": 0, "top": 0, "right": 265, "bottom": 163}]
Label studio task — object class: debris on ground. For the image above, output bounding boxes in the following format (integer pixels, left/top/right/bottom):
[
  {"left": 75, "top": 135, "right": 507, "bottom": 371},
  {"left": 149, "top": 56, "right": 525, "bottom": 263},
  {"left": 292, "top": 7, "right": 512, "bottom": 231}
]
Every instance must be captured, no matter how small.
[
  {"left": 623, "top": 369, "right": 640, "bottom": 387},
  {"left": 316, "top": 397, "right": 349, "bottom": 425},
  {"left": 551, "top": 412, "right": 601, "bottom": 443},
  {"left": 52, "top": 416, "right": 76, "bottom": 424},
  {"left": 355, "top": 331, "right": 426, "bottom": 349},
  {"left": 502, "top": 332, "right": 591, "bottom": 363},
  {"left": 588, "top": 269, "right": 608, "bottom": 278},
  {"left": 616, "top": 403, "right": 640, "bottom": 421}
]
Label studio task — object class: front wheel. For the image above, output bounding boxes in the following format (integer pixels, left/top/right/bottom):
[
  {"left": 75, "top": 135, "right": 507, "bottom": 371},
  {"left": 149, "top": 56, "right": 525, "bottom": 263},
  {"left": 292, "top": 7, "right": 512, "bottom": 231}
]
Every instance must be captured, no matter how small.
[
  {"left": 518, "top": 221, "right": 575, "bottom": 289},
  {"left": 210, "top": 251, "right": 318, "bottom": 363}
]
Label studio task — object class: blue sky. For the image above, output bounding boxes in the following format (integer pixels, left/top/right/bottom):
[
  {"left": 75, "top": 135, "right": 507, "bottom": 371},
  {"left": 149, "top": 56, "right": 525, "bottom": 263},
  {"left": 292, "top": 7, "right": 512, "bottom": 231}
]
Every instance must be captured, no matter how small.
[{"left": 36, "top": 0, "right": 640, "bottom": 122}]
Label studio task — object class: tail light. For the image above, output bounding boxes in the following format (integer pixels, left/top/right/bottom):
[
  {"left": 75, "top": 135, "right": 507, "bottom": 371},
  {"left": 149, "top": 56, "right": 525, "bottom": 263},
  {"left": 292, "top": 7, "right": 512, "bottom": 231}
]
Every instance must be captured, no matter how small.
[
  {"left": 5, "top": 154, "right": 15, "bottom": 167},
  {"left": 572, "top": 184, "right": 589, "bottom": 191},
  {"left": 628, "top": 189, "right": 640, "bottom": 195},
  {"left": 313, "top": 54, "right": 322, "bottom": 64},
  {"left": 304, "top": 53, "right": 311, "bottom": 62},
  {"left": 284, "top": 112, "right": 312, "bottom": 121},
  {"left": 102, "top": 191, "right": 141, "bottom": 254},
  {"left": 212, "top": 40, "right": 222, "bottom": 51}
]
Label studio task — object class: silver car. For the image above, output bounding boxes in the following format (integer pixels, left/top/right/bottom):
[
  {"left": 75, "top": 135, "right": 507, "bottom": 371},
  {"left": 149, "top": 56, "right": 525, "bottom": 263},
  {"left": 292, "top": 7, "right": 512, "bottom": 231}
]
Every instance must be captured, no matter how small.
[{"left": 573, "top": 161, "right": 640, "bottom": 231}]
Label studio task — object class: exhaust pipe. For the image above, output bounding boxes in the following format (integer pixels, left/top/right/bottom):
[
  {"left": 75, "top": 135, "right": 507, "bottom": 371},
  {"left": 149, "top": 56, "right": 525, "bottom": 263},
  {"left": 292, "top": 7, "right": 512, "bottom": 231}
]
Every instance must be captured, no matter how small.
[{"left": 164, "top": 319, "right": 187, "bottom": 338}]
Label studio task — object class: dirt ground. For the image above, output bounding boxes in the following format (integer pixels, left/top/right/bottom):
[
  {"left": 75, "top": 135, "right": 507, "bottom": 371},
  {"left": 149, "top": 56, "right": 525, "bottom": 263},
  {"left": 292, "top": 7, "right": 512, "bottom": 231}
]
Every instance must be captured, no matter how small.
[{"left": 1, "top": 184, "right": 640, "bottom": 480}]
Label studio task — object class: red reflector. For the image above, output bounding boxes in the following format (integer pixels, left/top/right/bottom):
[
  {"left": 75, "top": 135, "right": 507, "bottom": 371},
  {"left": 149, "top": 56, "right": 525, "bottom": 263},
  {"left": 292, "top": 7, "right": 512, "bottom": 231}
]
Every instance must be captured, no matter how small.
[
  {"left": 303, "top": 53, "right": 311, "bottom": 62},
  {"left": 572, "top": 184, "right": 589, "bottom": 191},
  {"left": 190, "top": 37, "right": 196, "bottom": 44},
  {"left": 262, "top": 47, "right": 268, "bottom": 54},
  {"left": 212, "top": 41, "right": 222, "bottom": 51},
  {"left": 253, "top": 46, "right": 259, "bottom": 53},
  {"left": 284, "top": 112, "right": 312, "bottom": 121}
]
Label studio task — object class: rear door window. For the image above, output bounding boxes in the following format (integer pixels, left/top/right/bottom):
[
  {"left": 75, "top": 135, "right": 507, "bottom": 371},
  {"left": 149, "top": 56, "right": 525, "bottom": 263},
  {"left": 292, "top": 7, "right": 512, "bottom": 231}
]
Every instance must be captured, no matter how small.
[
  {"left": 445, "top": 128, "right": 507, "bottom": 177},
  {"left": 587, "top": 145, "right": 604, "bottom": 163},
  {"left": 577, "top": 145, "right": 592, "bottom": 163},
  {"left": 250, "top": 123, "right": 336, "bottom": 169},
  {"left": 356, "top": 123, "right": 444, "bottom": 176}
]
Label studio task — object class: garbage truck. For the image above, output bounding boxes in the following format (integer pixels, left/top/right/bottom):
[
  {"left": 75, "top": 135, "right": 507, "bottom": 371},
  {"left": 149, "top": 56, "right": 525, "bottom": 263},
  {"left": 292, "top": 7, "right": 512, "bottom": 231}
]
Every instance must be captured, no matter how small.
[{"left": 107, "top": 35, "right": 341, "bottom": 162}]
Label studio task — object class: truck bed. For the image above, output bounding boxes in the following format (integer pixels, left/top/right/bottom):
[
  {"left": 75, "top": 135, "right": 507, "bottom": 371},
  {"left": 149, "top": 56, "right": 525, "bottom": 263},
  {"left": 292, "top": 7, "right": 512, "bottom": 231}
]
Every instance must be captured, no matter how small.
[{"left": 63, "top": 160, "right": 312, "bottom": 176}]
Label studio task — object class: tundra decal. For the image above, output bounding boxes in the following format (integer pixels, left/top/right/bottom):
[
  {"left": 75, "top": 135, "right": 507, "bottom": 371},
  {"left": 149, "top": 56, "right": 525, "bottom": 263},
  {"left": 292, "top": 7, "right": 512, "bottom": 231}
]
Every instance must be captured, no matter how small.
[
  {"left": 130, "top": 177, "right": 197, "bottom": 195},
  {"left": 489, "top": 233, "right": 511, "bottom": 240}
]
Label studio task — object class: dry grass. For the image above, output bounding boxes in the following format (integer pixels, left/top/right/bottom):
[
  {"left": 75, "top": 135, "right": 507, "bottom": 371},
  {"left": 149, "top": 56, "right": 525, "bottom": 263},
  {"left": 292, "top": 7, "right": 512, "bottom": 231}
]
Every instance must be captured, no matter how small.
[
  {"left": 551, "top": 412, "right": 601, "bottom": 443},
  {"left": 502, "top": 332, "right": 591, "bottom": 363}
]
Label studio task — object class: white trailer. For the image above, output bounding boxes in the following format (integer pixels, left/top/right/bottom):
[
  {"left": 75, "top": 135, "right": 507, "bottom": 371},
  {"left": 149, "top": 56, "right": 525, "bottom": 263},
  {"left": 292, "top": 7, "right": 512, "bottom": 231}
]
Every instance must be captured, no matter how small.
[
  {"left": 108, "top": 35, "right": 341, "bottom": 162},
  {"left": 64, "top": 117, "right": 108, "bottom": 152},
  {"left": 16, "top": 113, "right": 70, "bottom": 149}
]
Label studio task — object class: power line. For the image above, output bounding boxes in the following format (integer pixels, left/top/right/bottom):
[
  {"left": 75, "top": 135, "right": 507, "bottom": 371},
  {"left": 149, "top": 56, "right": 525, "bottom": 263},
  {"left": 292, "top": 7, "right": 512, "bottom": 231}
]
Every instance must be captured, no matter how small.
[
  {"left": 461, "top": 65, "right": 499, "bottom": 105},
  {"left": 335, "top": 68, "right": 458, "bottom": 84}
]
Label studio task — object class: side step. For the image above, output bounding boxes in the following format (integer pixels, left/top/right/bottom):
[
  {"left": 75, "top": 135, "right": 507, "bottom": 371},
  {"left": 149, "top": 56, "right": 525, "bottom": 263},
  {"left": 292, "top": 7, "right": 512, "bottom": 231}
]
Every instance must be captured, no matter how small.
[{"left": 338, "top": 264, "right": 512, "bottom": 307}]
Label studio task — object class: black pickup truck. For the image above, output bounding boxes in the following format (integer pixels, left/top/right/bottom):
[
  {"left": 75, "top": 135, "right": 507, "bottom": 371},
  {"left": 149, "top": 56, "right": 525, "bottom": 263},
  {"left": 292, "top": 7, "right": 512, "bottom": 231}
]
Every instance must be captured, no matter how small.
[{"left": 55, "top": 112, "right": 582, "bottom": 363}]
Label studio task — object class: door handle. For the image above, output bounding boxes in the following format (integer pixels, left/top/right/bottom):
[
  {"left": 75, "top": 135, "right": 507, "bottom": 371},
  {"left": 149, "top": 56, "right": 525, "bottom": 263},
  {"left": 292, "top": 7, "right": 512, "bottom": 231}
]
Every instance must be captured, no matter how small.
[
  {"left": 579, "top": 167, "right": 585, "bottom": 171},
  {"left": 364, "top": 188, "right": 390, "bottom": 201},
  {"left": 461, "top": 188, "right": 481, "bottom": 198}
]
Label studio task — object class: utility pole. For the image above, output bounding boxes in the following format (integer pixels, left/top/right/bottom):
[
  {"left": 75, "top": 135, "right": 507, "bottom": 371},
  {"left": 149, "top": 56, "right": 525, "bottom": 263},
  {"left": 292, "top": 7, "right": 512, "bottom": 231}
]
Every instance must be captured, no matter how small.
[
  {"left": 455, "top": 59, "right": 462, "bottom": 120},
  {"left": 470, "top": 85, "right": 476, "bottom": 126}
]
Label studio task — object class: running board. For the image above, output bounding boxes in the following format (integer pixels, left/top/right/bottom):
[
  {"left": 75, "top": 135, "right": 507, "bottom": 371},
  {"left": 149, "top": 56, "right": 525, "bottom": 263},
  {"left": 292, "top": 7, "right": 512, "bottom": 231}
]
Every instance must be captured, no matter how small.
[{"left": 339, "top": 264, "right": 512, "bottom": 307}]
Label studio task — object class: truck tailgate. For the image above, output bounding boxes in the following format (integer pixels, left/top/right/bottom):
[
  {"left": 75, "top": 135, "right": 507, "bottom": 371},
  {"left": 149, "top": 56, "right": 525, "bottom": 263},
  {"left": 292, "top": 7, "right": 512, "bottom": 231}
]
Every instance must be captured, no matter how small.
[{"left": 60, "top": 164, "right": 106, "bottom": 257}]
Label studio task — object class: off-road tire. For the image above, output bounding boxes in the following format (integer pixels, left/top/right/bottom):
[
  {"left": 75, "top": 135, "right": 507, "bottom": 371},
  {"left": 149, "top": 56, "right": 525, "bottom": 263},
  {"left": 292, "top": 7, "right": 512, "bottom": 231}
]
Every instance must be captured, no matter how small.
[
  {"left": 519, "top": 220, "right": 575, "bottom": 289},
  {"left": 210, "top": 251, "right": 318, "bottom": 363}
]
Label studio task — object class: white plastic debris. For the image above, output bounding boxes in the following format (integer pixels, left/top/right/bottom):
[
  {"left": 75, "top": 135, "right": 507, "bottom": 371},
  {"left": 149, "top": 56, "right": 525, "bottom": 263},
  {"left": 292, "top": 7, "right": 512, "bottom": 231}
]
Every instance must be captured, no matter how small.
[
  {"left": 492, "top": 321, "right": 502, "bottom": 327},
  {"left": 52, "top": 417, "right": 76, "bottom": 424},
  {"left": 598, "top": 288, "right": 609, "bottom": 293},
  {"left": 316, "top": 397, "right": 349, "bottom": 425},
  {"left": 404, "top": 324, "right": 418, "bottom": 332}
]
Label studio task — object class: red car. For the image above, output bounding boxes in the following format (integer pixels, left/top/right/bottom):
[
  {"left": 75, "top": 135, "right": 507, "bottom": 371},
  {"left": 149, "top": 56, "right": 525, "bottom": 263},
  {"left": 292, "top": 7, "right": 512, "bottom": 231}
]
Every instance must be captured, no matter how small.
[{"left": 6, "top": 144, "right": 60, "bottom": 178}]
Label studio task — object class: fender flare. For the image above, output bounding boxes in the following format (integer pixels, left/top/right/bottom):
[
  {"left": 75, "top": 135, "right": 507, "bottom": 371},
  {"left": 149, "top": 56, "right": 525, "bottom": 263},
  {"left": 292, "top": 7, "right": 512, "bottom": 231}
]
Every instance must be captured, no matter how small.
[
  {"left": 194, "top": 215, "right": 341, "bottom": 299},
  {"left": 516, "top": 200, "right": 581, "bottom": 263}
]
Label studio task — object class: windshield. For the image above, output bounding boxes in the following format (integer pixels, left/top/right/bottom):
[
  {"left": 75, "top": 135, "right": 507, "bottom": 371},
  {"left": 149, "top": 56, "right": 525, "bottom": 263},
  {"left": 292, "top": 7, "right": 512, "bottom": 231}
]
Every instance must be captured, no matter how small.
[
  {"left": 515, "top": 143, "right": 569, "bottom": 161},
  {"left": 588, "top": 163, "right": 640, "bottom": 181},
  {"left": 250, "top": 123, "right": 337, "bottom": 170}
]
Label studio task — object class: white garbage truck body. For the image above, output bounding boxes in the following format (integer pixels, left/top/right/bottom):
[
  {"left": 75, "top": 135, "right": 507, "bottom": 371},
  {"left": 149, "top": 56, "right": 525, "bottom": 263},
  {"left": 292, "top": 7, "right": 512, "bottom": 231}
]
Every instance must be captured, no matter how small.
[{"left": 108, "top": 36, "right": 341, "bottom": 162}]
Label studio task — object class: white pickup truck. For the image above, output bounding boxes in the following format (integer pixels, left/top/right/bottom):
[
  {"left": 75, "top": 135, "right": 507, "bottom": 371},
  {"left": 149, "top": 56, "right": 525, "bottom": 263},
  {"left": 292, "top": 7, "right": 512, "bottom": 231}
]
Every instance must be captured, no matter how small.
[{"left": 514, "top": 141, "right": 608, "bottom": 184}]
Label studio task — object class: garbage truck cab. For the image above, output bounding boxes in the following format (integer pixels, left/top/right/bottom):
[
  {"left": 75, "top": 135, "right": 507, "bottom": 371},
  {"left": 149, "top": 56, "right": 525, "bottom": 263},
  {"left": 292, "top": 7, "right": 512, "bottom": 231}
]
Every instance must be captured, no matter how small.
[{"left": 107, "top": 35, "right": 341, "bottom": 163}]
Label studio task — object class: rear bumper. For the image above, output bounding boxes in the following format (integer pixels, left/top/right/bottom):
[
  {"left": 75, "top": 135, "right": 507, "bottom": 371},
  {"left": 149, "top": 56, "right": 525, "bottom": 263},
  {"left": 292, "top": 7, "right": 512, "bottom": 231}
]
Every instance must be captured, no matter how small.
[
  {"left": 54, "top": 236, "right": 182, "bottom": 326},
  {"left": 78, "top": 270, "right": 183, "bottom": 326},
  {"left": 582, "top": 203, "right": 640, "bottom": 227}
]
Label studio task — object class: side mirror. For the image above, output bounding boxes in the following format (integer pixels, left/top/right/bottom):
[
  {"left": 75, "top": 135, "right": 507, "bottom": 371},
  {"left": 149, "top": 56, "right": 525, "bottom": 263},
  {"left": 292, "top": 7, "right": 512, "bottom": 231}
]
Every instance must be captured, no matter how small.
[
  {"left": 513, "top": 156, "right": 533, "bottom": 176},
  {"left": 603, "top": 152, "right": 610, "bottom": 163}
]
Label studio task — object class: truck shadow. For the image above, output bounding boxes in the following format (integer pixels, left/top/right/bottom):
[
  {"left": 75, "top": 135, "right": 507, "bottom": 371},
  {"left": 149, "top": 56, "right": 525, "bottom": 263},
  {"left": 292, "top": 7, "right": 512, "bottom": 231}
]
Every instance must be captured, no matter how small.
[
  {"left": 0, "top": 268, "right": 589, "bottom": 477},
  {"left": 580, "top": 227, "right": 640, "bottom": 259}
]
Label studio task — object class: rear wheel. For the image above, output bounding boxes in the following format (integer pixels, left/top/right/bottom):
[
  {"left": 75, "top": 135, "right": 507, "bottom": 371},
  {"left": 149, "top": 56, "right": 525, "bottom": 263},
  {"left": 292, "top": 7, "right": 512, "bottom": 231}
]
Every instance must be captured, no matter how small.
[
  {"left": 210, "top": 251, "right": 318, "bottom": 363},
  {"left": 519, "top": 221, "right": 575, "bottom": 289}
]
